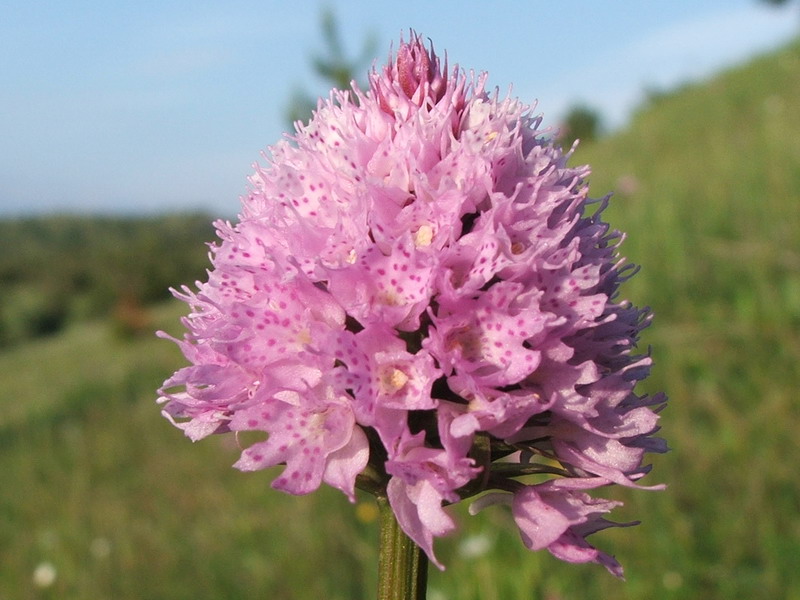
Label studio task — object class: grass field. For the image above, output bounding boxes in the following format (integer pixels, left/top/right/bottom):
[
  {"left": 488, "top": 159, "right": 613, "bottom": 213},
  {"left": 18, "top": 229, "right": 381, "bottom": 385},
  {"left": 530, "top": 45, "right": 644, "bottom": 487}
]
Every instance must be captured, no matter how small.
[{"left": 1, "top": 39, "right": 799, "bottom": 599}]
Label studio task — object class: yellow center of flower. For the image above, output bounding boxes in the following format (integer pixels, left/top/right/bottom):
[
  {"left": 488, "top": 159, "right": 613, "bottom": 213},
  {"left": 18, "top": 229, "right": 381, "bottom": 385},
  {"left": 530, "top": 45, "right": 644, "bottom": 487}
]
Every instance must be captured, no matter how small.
[
  {"left": 377, "top": 290, "right": 401, "bottom": 306},
  {"left": 379, "top": 367, "right": 409, "bottom": 394},
  {"left": 296, "top": 328, "right": 311, "bottom": 346},
  {"left": 414, "top": 224, "right": 434, "bottom": 247},
  {"left": 445, "top": 326, "right": 482, "bottom": 360}
]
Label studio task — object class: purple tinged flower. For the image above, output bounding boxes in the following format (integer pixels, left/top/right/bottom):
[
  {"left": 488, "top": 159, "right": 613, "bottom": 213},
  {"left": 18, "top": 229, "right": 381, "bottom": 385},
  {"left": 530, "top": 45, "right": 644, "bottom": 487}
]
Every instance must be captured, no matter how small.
[
  {"left": 158, "top": 32, "right": 666, "bottom": 576},
  {"left": 511, "top": 483, "right": 633, "bottom": 578}
]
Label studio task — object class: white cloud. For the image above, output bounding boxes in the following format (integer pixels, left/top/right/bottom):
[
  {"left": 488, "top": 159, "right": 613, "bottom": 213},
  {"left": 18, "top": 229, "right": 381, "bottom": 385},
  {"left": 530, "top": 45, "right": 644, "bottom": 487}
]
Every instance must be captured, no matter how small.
[
  {"left": 620, "top": 3, "right": 796, "bottom": 86},
  {"left": 527, "top": 4, "right": 797, "bottom": 129}
]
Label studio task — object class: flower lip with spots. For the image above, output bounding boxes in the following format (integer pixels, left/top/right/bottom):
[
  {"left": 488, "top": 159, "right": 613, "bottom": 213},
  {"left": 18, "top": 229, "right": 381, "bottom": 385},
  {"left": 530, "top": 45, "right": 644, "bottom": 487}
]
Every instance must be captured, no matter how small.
[{"left": 158, "top": 32, "right": 666, "bottom": 576}]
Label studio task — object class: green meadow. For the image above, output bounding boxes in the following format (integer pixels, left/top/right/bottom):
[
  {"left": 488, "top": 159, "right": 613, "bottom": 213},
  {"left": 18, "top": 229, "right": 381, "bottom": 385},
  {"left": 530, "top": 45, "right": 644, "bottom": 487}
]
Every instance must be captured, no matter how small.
[{"left": 2, "top": 39, "right": 799, "bottom": 599}]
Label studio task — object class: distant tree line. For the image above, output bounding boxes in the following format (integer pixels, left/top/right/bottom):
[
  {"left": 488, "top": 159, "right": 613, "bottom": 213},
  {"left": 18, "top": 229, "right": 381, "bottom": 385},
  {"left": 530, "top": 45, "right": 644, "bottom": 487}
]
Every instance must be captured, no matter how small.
[
  {"left": 556, "top": 104, "right": 603, "bottom": 149},
  {"left": 0, "top": 214, "right": 215, "bottom": 347}
]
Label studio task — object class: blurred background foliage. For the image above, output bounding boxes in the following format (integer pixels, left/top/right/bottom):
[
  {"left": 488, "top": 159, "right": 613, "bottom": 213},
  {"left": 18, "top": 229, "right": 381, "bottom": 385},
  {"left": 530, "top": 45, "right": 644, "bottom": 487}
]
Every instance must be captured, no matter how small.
[
  {"left": 1, "top": 8, "right": 799, "bottom": 600},
  {"left": 0, "top": 215, "right": 214, "bottom": 347},
  {"left": 555, "top": 104, "right": 603, "bottom": 149}
]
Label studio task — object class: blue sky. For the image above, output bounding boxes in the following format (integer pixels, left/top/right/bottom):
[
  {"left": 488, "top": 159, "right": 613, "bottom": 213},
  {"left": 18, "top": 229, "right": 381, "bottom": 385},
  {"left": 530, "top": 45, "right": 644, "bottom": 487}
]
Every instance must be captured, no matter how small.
[{"left": 0, "top": 0, "right": 796, "bottom": 216}]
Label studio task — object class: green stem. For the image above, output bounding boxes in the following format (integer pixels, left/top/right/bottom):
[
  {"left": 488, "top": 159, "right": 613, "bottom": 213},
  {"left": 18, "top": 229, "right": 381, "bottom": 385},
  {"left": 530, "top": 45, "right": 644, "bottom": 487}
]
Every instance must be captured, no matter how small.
[{"left": 376, "top": 495, "right": 428, "bottom": 600}]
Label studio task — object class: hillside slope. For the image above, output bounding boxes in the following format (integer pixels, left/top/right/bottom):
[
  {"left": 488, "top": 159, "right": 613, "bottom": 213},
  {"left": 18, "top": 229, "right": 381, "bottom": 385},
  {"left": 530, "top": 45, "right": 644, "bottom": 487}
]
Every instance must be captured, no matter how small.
[
  {"left": 580, "top": 37, "right": 800, "bottom": 329},
  {"left": 572, "top": 37, "right": 800, "bottom": 599}
]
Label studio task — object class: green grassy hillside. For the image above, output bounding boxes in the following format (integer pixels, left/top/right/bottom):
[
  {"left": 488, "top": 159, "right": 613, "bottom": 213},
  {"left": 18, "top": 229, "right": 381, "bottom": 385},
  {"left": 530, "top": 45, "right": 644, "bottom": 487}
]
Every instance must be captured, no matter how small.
[
  {"left": 573, "top": 37, "right": 800, "bottom": 599},
  {"left": 1, "top": 39, "right": 799, "bottom": 599}
]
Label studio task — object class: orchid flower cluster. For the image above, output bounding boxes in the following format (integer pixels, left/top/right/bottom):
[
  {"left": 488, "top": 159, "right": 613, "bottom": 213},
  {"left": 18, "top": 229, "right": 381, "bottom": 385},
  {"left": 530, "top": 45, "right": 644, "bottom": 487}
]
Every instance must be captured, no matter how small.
[{"left": 158, "top": 35, "right": 666, "bottom": 577}]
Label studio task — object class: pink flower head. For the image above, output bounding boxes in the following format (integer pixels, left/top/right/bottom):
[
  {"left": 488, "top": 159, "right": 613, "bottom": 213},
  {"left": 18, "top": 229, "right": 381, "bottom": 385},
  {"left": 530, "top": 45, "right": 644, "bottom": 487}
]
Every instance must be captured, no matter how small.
[{"left": 158, "top": 32, "right": 666, "bottom": 575}]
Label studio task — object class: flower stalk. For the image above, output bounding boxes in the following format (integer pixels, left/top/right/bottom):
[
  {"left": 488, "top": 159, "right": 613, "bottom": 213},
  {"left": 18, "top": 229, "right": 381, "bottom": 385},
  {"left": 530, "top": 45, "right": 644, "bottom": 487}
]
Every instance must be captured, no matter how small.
[{"left": 377, "top": 495, "right": 428, "bottom": 600}]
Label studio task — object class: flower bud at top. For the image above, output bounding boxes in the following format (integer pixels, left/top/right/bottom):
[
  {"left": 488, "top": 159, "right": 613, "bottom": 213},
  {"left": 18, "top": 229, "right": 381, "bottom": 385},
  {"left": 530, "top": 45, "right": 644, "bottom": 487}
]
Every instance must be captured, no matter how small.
[{"left": 375, "top": 32, "right": 447, "bottom": 115}]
